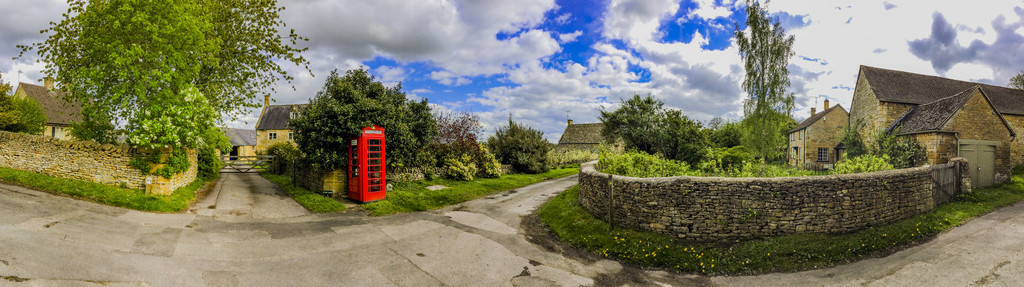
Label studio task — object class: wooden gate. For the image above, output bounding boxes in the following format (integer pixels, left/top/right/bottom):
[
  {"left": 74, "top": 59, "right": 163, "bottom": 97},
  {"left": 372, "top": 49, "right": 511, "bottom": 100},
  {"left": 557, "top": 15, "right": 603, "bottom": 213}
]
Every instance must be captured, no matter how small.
[
  {"left": 220, "top": 155, "right": 274, "bottom": 173},
  {"left": 931, "top": 161, "right": 960, "bottom": 205}
]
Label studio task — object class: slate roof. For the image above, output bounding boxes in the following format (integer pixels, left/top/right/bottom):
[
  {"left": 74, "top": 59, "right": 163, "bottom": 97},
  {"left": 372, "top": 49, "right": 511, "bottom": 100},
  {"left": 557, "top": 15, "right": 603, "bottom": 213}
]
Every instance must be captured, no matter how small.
[
  {"left": 224, "top": 128, "right": 256, "bottom": 146},
  {"left": 861, "top": 65, "right": 1024, "bottom": 115},
  {"left": 790, "top": 104, "right": 846, "bottom": 133},
  {"left": 256, "top": 104, "right": 306, "bottom": 130},
  {"left": 557, "top": 123, "right": 604, "bottom": 145},
  {"left": 17, "top": 82, "right": 82, "bottom": 126},
  {"left": 888, "top": 86, "right": 1015, "bottom": 137}
]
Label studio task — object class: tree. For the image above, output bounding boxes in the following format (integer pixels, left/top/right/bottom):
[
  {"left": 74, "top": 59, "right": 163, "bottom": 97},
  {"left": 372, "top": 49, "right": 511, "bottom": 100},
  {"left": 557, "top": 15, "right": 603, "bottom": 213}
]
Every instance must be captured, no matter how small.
[
  {"left": 432, "top": 110, "right": 484, "bottom": 160},
  {"left": 291, "top": 69, "right": 437, "bottom": 170},
  {"left": 839, "top": 119, "right": 869, "bottom": 159},
  {"left": 735, "top": 0, "right": 796, "bottom": 173},
  {"left": 0, "top": 75, "right": 17, "bottom": 129},
  {"left": 486, "top": 118, "right": 551, "bottom": 174},
  {"left": 710, "top": 119, "right": 743, "bottom": 148},
  {"left": 6, "top": 97, "right": 46, "bottom": 135},
  {"left": 19, "top": 0, "right": 309, "bottom": 149},
  {"left": 1011, "top": 71, "right": 1024, "bottom": 90},
  {"left": 600, "top": 94, "right": 710, "bottom": 165}
]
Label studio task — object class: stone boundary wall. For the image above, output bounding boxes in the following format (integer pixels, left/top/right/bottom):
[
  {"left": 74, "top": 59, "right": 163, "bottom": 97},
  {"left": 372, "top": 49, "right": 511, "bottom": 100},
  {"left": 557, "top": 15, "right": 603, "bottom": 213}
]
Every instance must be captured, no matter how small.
[
  {"left": 577, "top": 161, "right": 941, "bottom": 242},
  {"left": 0, "top": 131, "right": 197, "bottom": 194}
]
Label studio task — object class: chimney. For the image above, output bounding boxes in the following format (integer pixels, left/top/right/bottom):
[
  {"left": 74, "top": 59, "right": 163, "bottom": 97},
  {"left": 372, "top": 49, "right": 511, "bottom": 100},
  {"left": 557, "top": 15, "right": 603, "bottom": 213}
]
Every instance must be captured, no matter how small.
[
  {"left": 568, "top": 119, "right": 573, "bottom": 125},
  {"left": 44, "top": 77, "right": 54, "bottom": 90},
  {"left": 824, "top": 99, "right": 830, "bottom": 110},
  {"left": 264, "top": 95, "right": 270, "bottom": 108},
  {"left": 811, "top": 107, "right": 816, "bottom": 116}
]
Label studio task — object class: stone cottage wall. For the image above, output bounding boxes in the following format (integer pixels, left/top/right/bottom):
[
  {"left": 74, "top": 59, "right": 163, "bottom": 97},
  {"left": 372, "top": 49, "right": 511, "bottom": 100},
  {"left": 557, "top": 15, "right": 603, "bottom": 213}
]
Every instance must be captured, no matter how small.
[
  {"left": 577, "top": 161, "right": 937, "bottom": 242},
  {"left": 0, "top": 131, "right": 197, "bottom": 194}
]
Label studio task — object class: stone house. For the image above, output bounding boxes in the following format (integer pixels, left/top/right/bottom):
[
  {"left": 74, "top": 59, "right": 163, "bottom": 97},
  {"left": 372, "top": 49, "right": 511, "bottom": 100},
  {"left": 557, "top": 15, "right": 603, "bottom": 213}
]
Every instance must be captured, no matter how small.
[
  {"left": 255, "top": 95, "right": 305, "bottom": 153},
  {"left": 787, "top": 100, "right": 848, "bottom": 168},
  {"left": 555, "top": 120, "right": 604, "bottom": 152},
  {"left": 13, "top": 78, "right": 81, "bottom": 140},
  {"left": 223, "top": 128, "right": 256, "bottom": 158},
  {"left": 850, "top": 65, "right": 1024, "bottom": 186}
]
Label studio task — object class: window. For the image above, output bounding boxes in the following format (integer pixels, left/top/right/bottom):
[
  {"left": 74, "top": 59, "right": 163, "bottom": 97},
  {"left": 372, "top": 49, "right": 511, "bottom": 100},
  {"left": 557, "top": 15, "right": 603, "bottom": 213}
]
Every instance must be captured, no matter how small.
[
  {"left": 288, "top": 132, "right": 293, "bottom": 140},
  {"left": 817, "top": 148, "right": 829, "bottom": 162},
  {"left": 269, "top": 132, "right": 277, "bottom": 140},
  {"left": 792, "top": 147, "right": 799, "bottom": 159}
]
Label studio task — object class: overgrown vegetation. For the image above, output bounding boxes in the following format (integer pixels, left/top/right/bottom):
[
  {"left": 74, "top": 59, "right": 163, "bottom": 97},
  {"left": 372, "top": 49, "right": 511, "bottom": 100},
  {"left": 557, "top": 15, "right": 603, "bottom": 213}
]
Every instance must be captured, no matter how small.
[
  {"left": 264, "top": 142, "right": 301, "bottom": 174},
  {"left": 539, "top": 173, "right": 1024, "bottom": 274},
  {"left": 486, "top": 118, "right": 551, "bottom": 174},
  {"left": 0, "top": 167, "right": 203, "bottom": 212},
  {"left": 547, "top": 148, "right": 599, "bottom": 169},
  {"left": 362, "top": 167, "right": 578, "bottom": 216},
  {"left": 600, "top": 94, "right": 709, "bottom": 165},
  {"left": 832, "top": 154, "right": 894, "bottom": 174},
  {"left": 0, "top": 74, "right": 46, "bottom": 135},
  {"left": 598, "top": 149, "right": 818, "bottom": 178},
  {"left": 839, "top": 120, "right": 926, "bottom": 169},
  {"left": 260, "top": 172, "right": 346, "bottom": 213}
]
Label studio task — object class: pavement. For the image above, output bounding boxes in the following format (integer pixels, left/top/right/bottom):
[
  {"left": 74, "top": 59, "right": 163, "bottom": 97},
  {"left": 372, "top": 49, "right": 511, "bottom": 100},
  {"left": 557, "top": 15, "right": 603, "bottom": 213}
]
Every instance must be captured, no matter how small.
[{"left": 0, "top": 172, "right": 1023, "bottom": 286}]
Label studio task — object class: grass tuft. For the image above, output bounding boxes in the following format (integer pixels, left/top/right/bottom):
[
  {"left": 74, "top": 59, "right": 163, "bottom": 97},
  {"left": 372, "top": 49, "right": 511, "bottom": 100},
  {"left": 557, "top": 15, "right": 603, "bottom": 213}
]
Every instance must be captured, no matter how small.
[
  {"left": 538, "top": 173, "right": 1024, "bottom": 275},
  {"left": 0, "top": 166, "right": 206, "bottom": 213},
  {"left": 259, "top": 172, "right": 346, "bottom": 213},
  {"left": 363, "top": 167, "right": 579, "bottom": 216}
]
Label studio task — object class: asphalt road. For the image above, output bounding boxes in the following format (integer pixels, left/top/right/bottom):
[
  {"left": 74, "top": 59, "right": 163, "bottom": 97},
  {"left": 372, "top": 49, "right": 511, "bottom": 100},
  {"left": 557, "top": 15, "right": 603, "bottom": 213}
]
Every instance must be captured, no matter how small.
[{"left": 1, "top": 173, "right": 1023, "bottom": 286}]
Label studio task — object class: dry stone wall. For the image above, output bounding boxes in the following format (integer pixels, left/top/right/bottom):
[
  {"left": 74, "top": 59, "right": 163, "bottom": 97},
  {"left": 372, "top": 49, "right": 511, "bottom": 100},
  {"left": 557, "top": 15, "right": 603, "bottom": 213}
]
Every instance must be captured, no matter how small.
[
  {"left": 577, "top": 161, "right": 938, "bottom": 242},
  {"left": 0, "top": 131, "right": 196, "bottom": 194}
]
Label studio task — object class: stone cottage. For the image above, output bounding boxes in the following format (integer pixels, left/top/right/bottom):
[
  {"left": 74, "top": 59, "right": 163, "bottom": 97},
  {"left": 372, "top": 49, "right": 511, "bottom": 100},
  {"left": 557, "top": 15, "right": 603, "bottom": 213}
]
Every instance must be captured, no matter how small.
[
  {"left": 223, "top": 128, "right": 257, "bottom": 158},
  {"left": 555, "top": 120, "right": 604, "bottom": 152},
  {"left": 255, "top": 95, "right": 306, "bottom": 153},
  {"left": 13, "top": 78, "right": 81, "bottom": 140},
  {"left": 850, "top": 65, "right": 1024, "bottom": 186},
  {"left": 787, "top": 99, "right": 848, "bottom": 168}
]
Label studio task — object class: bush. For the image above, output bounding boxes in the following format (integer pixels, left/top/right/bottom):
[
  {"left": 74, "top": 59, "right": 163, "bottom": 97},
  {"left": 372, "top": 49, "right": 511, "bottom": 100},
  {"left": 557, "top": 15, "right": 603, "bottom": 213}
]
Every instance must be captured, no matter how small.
[
  {"left": 197, "top": 146, "right": 222, "bottom": 180},
  {"left": 875, "top": 130, "right": 927, "bottom": 169},
  {"left": 600, "top": 94, "right": 710, "bottom": 165},
  {"left": 598, "top": 150, "right": 692, "bottom": 178},
  {"left": 444, "top": 154, "right": 477, "bottom": 181},
  {"left": 265, "top": 142, "right": 301, "bottom": 174},
  {"left": 486, "top": 118, "right": 550, "bottom": 174},
  {"left": 833, "top": 154, "right": 894, "bottom": 174},
  {"left": 476, "top": 144, "right": 502, "bottom": 178},
  {"left": 547, "top": 148, "right": 598, "bottom": 168}
]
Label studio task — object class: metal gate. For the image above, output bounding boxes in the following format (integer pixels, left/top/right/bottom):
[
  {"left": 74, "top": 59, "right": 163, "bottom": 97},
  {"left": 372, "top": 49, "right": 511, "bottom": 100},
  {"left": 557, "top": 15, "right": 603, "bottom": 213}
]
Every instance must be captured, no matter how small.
[
  {"left": 220, "top": 155, "right": 274, "bottom": 173},
  {"left": 931, "top": 161, "right": 960, "bottom": 205}
]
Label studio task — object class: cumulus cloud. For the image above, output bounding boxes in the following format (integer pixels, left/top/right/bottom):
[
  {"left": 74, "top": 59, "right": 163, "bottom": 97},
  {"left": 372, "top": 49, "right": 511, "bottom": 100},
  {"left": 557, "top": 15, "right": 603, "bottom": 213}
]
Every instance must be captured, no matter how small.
[{"left": 910, "top": 8, "right": 1024, "bottom": 81}]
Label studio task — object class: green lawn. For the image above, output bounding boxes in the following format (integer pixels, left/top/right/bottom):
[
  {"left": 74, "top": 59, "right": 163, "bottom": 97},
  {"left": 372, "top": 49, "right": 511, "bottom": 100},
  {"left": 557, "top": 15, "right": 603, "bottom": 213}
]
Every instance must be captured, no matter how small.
[
  {"left": 363, "top": 167, "right": 579, "bottom": 216},
  {"left": 538, "top": 173, "right": 1024, "bottom": 275},
  {"left": 0, "top": 167, "right": 207, "bottom": 213},
  {"left": 259, "top": 172, "right": 346, "bottom": 213}
]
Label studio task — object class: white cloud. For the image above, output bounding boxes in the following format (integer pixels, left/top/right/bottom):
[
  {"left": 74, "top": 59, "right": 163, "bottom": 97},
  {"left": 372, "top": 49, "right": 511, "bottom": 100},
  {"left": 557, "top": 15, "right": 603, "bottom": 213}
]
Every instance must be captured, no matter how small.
[{"left": 558, "top": 31, "right": 583, "bottom": 43}]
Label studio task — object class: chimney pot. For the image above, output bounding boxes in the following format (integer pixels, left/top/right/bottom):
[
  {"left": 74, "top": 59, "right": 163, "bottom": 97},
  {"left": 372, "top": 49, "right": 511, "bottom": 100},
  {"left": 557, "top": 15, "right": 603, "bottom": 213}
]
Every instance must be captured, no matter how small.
[
  {"left": 811, "top": 107, "right": 817, "bottom": 116},
  {"left": 824, "top": 99, "right": 830, "bottom": 110},
  {"left": 568, "top": 119, "right": 573, "bottom": 125},
  {"left": 44, "top": 77, "right": 54, "bottom": 90},
  {"left": 264, "top": 95, "right": 270, "bottom": 108}
]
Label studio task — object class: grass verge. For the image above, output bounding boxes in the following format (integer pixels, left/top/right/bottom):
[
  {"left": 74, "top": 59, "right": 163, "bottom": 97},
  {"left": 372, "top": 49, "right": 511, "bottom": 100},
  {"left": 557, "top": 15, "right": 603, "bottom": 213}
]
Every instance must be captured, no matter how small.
[
  {"left": 0, "top": 166, "right": 208, "bottom": 212},
  {"left": 259, "top": 172, "right": 346, "bottom": 213},
  {"left": 363, "top": 167, "right": 579, "bottom": 216},
  {"left": 538, "top": 174, "right": 1024, "bottom": 275}
]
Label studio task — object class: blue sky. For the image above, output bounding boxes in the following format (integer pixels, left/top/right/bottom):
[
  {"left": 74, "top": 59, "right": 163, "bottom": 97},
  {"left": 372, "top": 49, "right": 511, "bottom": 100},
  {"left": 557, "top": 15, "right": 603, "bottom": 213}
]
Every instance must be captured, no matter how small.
[{"left": 2, "top": 0, "right": 1024, "bottom": 142}]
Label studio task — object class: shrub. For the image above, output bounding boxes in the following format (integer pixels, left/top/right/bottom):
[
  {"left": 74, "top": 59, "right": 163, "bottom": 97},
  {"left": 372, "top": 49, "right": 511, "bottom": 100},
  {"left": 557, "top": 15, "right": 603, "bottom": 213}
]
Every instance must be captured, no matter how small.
[
  {"left": 833, "top": 154, "right": 894, "bottom": 174},
  {"left": 600, "top": 94, "right": 710, "bottom": 165},
  {"left": 598, "top": 150, "right": 692, "bottom": 178},
  {"left": 445, "top": 154, "right": 477, "bottom": 181},
  {"left": 547, "top": 148, "right": 598, "bottom": 168},
  {"left": 486, "top": 118, "right": 551, "bottom": 174},
  {"left": 197, "top": 145, "right": 222, "bottom": 180},
  {"left": 476, "top": 144, "right": 502, "bottom": 178},
  {"left": 875, "top": 131, "right": 927, "bottom": 169},
  {"left": 265, "top": 142, "right": 301, "bottom": 174}
]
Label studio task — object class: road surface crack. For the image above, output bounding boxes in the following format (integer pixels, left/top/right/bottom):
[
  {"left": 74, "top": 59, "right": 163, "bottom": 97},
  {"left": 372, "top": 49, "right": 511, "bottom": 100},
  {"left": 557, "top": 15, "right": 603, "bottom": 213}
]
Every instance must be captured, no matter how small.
[{"left": 972, "top": 260, "right": 1010, "bottom": 286}]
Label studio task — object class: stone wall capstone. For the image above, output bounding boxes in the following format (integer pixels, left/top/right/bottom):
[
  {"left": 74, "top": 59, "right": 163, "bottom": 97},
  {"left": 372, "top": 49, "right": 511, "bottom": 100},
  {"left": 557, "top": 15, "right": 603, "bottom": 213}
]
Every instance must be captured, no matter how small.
[
  {"left": 577, "top": 160, "right": 938, "bottom": 242},
  {"left": 0, "top": 131, "right": 197, "bottom": 194}
]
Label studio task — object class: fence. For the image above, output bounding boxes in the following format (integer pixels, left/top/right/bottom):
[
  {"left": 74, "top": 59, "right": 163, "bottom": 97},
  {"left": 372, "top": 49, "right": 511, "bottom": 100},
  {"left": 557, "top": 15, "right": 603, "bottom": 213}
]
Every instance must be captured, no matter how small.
[
  {"left": 931, "top": 161, "right": 961, "bottom": 205},
  {"left": 220, "top": 155, "right": 275, "bottom": 173}
]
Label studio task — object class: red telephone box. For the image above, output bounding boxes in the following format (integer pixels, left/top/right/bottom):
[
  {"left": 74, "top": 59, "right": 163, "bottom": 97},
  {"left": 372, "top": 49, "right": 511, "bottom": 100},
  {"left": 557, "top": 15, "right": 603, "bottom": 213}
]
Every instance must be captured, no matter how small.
[{"left": 347, "top": 125, "right": 387, "bottom": 202}]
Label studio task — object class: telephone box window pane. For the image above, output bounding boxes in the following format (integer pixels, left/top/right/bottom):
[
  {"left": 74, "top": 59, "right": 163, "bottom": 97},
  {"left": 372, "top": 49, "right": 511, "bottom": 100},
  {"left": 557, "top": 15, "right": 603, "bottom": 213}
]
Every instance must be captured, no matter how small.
[
  {"left": 351, "top": 146, "right": 358, "bottom": 152},
  {"left": 368, "top": 146, "right": 381, "bottom": 151},
  {"left": 369, "top": 159, "right": 381, "bottom": 165},
  {"left": 370, "top": 179, "right": 382, "bottom": 185},
  {"left": 369, "top": 152, "right": 381, "bottom": 158},
  {"left": 369, "top": 166, "right": 381, "bottom": 172},
  {"left": 370, "top": 172, "right": 381, "bottom": 178},
  {"left": 370, "top": 185, "right": 382, "bottom": 192},
  {"left": 368, "top": 139, "right": 381, "bottom": 145}
]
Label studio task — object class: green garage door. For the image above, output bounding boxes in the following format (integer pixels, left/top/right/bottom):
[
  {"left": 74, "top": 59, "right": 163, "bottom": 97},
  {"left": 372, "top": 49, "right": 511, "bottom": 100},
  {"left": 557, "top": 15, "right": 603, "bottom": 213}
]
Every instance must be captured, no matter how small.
[{"left": 960, "top": 140, "right": 996, "bottom": 188}]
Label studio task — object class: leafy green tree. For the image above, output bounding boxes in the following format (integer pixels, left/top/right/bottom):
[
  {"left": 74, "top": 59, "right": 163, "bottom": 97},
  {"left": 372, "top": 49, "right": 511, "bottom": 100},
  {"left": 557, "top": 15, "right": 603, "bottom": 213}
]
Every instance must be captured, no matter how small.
[
  {"left": 19, "top": 0, "right": 309, "bottom": 148},
  {"left": 710, "top": 119, "right": 743, "bottom": 148},
  {"left": 486, "top": 118, "right": 550, "bottom": 174},
  {"left": 6, "top": 97, "right": 47, "bottom": 135},
  {"left": 0, "top": 76, "right": 19, "bottom": 129},
  {"left": 1011, "top": 71, "right": 1024, "bottom": 90},
  {"left": 874, "top": 129, "right": 927, "bottom": 169},
  {"left": 599, "top": 94, "right": 710, "bottom": 165},
  {"left": 839, "top": 119, "right": 869, "bottom": 159},
  {"left": 735, "top": 0, "right": 796, "bottom": 173},
  {"left": 291, "top": 69, "right": 437, "bottom": 170}
]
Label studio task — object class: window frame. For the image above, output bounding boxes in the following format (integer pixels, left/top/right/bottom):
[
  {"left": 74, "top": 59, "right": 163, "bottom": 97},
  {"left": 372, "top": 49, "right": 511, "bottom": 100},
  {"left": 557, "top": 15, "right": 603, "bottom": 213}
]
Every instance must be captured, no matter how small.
[
  {"left": 817, "top": 147, "right": 829, "bottom": 162},
  {"left": 269, "top": 132, "right": 277, "bottom": 140}
]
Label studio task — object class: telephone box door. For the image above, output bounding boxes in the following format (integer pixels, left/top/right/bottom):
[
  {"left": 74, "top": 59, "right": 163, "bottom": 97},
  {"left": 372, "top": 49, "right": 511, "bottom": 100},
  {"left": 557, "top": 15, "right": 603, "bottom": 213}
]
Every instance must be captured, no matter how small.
[{"left": 347, "top": 125, "right": 386, "bottom": 202}]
